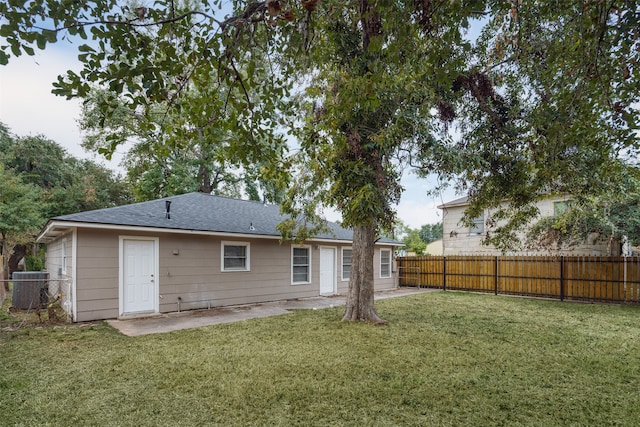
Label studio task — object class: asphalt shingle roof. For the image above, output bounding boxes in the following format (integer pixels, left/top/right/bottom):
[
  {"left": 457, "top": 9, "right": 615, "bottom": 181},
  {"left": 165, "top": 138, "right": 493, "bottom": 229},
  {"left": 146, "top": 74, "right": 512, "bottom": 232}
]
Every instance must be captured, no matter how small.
[
  {"left": 50, "top": 192, "right": 400, "bottom": 244},
  {"left": 437, "top": 195, "right": 469, "bottom": 209}
]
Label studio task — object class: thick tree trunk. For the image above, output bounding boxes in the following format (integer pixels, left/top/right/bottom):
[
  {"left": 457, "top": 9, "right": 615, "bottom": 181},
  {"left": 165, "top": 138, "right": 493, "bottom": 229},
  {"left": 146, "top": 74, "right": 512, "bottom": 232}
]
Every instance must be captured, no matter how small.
[
  {"left": 342, "top": 224, "right": 387, "bottom": 324},
  {"left": 1, "top": 237, "right": 10, "bottom": 293},
  {"left": 197, "top": 163, "right": 213, "bottom": 194},
  {"left": 0, "top": 243, "right": 6, "bottom": 299},
  {"left": 9, "top": 244, "right": 27, "bottom": 278},
  {"left": 0, "top": 269, "right": 5, "bottom": 302}
]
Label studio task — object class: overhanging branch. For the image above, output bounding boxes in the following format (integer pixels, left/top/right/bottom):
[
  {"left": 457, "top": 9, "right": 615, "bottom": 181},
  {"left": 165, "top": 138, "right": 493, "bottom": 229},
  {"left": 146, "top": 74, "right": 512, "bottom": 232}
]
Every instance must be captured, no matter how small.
[{"left": 30, "top": 2, "right": 268, "bottom": 34}]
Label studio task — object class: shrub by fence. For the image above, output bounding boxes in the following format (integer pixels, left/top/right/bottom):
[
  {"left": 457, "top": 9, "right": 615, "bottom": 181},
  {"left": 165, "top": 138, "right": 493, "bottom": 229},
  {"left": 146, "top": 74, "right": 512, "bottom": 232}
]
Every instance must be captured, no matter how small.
[{"left": 397, "top": 256, "right": 640, "bottom": 304}]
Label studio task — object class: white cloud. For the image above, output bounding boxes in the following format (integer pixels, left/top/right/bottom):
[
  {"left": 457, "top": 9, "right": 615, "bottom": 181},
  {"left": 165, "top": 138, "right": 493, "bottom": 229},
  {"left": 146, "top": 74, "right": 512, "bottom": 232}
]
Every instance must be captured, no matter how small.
[{"left": 0, "top": 45, "right": 123, "bottom": 169}]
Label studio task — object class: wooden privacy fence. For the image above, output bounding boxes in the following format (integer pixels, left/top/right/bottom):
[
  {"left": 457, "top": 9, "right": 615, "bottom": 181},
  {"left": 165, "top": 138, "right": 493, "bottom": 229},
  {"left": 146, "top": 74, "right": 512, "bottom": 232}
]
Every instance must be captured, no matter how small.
[{"left": 397, "top": 256, "right": 640, "bottom": 304}]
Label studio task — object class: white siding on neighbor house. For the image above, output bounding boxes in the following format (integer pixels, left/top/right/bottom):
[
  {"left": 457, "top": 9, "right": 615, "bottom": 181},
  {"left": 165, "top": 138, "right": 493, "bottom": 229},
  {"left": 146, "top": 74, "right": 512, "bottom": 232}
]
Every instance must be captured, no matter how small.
[
  {"left": 441, "top": 196, "right": 617, "bottom": 256},
  {"left": 426, "top": 239, "right": 444, "bottom": 256},
  {"left": 442, "top": 202, "right": 488, "bottom": 254},
  {"left": 69, "top": 228, "right": 398, "bottom": 321}
]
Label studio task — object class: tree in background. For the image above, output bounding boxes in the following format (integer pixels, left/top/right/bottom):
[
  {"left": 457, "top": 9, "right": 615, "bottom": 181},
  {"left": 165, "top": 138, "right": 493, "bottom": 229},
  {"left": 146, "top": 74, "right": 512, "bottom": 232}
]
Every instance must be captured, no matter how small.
[
  {"left": 0, "top": 165, "right": 44, "bottom": 295},
  {"left": 419, "top": 224, "right": 443, "bottom": 245},
  {"left": 421, "top": 1, "right": 640, "bottom": 251},
  {"left": 403, "top": 229, "right": 427, "bottom": 256},
  {"left": 3, "top": 134, "right": 132, "bottom": 217},
  {"left": 394, "top": 220, "right": 442, "bottom": 256},
  {"left": 0, "top": 125, "right": 132, "bottom": 276},
  {"left": 79, "top": 71, "right": 287, "bottom": 202},
  {"left": 2, "top": 1, "right": 637, "bottom": 323},
  {"left": 3, "top": 134, "right": 71, "bottom": 190}
]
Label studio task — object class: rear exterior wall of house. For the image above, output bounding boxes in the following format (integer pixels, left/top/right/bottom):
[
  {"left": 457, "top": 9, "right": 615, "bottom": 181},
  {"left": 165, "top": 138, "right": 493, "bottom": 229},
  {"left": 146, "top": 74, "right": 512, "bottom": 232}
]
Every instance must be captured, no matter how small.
[{"left": 62, "top": 228, "right": 396, "bottom": 322}]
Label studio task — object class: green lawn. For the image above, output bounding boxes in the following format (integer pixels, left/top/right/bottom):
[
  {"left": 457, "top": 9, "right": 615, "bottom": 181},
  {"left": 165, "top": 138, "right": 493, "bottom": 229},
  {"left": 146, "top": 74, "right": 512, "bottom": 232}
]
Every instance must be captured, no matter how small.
[{"left": 1, "top": 291, "right": 639, "bottom": 426}]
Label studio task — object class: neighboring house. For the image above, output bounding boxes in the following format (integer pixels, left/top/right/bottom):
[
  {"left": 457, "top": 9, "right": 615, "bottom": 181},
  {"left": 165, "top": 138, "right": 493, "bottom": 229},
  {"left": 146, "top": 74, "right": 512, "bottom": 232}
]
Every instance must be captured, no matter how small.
[
  {"left": 37, "top": 192, "right": 402, "bottom": 322},
  {"left": 438, "top": 195, "right": 618, "bottom": 256},
  {"left": 425, "top": 239, "right": 444, "bottom": 256},
  {"left": 398, "top": 239, "right": 443, "bottom": 257}
]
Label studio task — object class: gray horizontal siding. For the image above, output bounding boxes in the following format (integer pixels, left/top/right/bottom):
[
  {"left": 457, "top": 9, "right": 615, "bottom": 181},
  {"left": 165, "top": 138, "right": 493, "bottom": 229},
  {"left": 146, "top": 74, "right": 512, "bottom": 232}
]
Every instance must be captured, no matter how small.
[
  {"left": 72, "top": 228, "right": 397, "bottom": 321},
  {"left": 157, "top": 237, "right": 315, "bottom": 311},
  {"left": 75, "top": 229, "right": 119, "bottom": 321}
]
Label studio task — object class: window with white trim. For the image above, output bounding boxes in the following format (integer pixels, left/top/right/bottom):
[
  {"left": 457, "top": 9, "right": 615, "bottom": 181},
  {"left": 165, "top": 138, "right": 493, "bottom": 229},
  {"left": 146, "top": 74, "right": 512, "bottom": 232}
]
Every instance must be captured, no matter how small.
[
  {"left": 469, "top": 213, "right": 484, "bottom": 235},
  {"left": 554, "top": 200, "right": 572, "bottom": 217},
  {"left": 221, "top": 241, "right": 250, "bottom": 271},
  {"left": 342, "top": 247, "right": 352, "bottom": 281},
  {"left": 291, "top": 246, "right": 311, "bottom": 284},
  {"left": 380, "top": 248, "right": 392, "bottom": 278}
]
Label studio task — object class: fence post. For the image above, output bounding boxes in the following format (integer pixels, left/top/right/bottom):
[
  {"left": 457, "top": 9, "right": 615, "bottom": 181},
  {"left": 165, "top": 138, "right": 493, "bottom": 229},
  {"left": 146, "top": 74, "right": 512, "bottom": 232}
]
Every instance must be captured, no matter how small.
[
  {"left": 560, "top": 256, "right": 565, "bottom": 302},
  {"left": 623, "top": 255, "right": 627, "bottom": 303},
  {"left": 494, "top": 256, "right": 499, "bottom": 295},
  {"left": 443, "top": 256, "right": 447, "bottom": 291}
]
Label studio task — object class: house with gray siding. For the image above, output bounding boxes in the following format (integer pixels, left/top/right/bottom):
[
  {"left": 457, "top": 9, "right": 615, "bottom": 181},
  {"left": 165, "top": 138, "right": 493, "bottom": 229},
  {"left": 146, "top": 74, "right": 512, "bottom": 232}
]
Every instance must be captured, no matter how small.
[{"left": 37, "top": 192, "right": 402, "bottom": 322}]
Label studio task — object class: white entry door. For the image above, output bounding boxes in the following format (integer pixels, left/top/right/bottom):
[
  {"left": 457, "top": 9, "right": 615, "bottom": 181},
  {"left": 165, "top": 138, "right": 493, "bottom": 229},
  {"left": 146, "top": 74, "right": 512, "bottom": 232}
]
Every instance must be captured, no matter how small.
[
  {"left": 122, "top": 238, "right": 157, "bottom": 315},
  {"left": 319, "top": 247, "right": 336, "bottom": 295}
]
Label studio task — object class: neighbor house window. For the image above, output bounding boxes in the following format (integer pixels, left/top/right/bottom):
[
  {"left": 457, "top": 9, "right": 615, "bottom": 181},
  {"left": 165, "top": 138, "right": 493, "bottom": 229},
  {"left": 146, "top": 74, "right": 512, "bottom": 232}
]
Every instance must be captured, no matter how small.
[
  {"left": 221, "top": 241, "right": 250, "bottom": 271},
  {"left": 469, "top": 213, "right": 484, "bottom": 235},
  {"left": 291, "top": 246, "right": 311, "bottom": 284},
  {"left": 554, "top": 200, "right": 572, "bottom": 217},
  {"left": 342, "top": 247, "right": 352, "bottom": 281},
  {"left": 380, "top": 248, "right": 392, "bottom": 278}
]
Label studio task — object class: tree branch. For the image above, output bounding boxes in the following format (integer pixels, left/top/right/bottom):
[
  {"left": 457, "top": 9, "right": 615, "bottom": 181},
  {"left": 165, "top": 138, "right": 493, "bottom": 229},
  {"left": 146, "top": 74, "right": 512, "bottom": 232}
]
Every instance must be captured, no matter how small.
[{"left": 31, "top": 2, "right": 267, "bottom": 34}]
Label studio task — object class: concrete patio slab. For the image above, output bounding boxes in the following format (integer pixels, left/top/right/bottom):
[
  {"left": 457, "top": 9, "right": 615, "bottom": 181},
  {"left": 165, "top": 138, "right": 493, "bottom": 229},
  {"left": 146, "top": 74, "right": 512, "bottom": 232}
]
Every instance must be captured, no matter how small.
[{"left": 107, "top": 287, "right": 435, "bottom": 336}]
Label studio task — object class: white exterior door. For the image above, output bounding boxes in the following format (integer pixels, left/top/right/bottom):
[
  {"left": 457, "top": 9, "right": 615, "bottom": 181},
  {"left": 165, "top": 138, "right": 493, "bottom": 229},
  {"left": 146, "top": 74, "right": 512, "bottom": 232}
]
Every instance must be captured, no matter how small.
[
  {"left": 122, "top": 239, "right": 157, "bottom": 315},
  {"left": 319, "top": 247, "right": 336, "bottom": 295}
]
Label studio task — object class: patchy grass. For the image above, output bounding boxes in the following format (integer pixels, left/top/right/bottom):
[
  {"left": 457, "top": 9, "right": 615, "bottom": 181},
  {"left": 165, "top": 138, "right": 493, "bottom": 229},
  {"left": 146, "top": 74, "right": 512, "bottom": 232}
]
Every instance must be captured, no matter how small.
[
  {"left": 1, "top": 292, "right": 639, "bottom": 426},
  {"left": 0, "top": 283, "right": 67, "bottom": 331}
]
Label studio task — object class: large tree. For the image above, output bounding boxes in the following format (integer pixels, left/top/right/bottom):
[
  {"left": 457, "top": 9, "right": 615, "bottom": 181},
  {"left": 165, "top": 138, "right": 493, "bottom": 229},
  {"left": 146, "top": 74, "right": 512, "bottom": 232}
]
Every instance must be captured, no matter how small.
[
  {"left": 420, "top": 223, "right": 443, "bottom": 245},
  {"left": 80, "top": 89, "right": 283, "bottom": 202},
  {"left": 0, "top": 165, "right": 44, "bottom": 295},
  {"left": 0, "top": 129, "right": 132, "bottom": 276},
  {"left": 425, "top": 1, "right": 640, "bottom": 251},
  {"left": 3, "top": 134, "right": 132, "bottom": 217},
  {"left": 2, "top": 1, "right": 638, "bottom": 323}
]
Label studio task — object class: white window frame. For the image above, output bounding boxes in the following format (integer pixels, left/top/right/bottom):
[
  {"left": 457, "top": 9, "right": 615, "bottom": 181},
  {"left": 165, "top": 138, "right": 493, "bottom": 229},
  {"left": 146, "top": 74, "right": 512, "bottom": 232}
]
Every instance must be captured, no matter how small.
[
  {"left": 291, "top": 245, "right": 312, "bottom": 285},
  {"left": 341, "top": 247, "right": 353, "bottom": 281},
  {"left": 221, "top": 241, "right": 250, "bottom": 272},
  {"left": 379, "top": 248, "right": 392, "bottom": 279},
  {"left": 469, "top": 213, "right": 484, "bottom": 235}
]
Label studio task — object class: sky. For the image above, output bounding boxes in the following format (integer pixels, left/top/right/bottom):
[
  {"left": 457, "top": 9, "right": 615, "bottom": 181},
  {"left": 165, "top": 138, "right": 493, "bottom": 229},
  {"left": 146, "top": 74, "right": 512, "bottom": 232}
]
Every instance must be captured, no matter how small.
[{"left": 0, "top": 40, "right": 457, "bottom": 229}]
